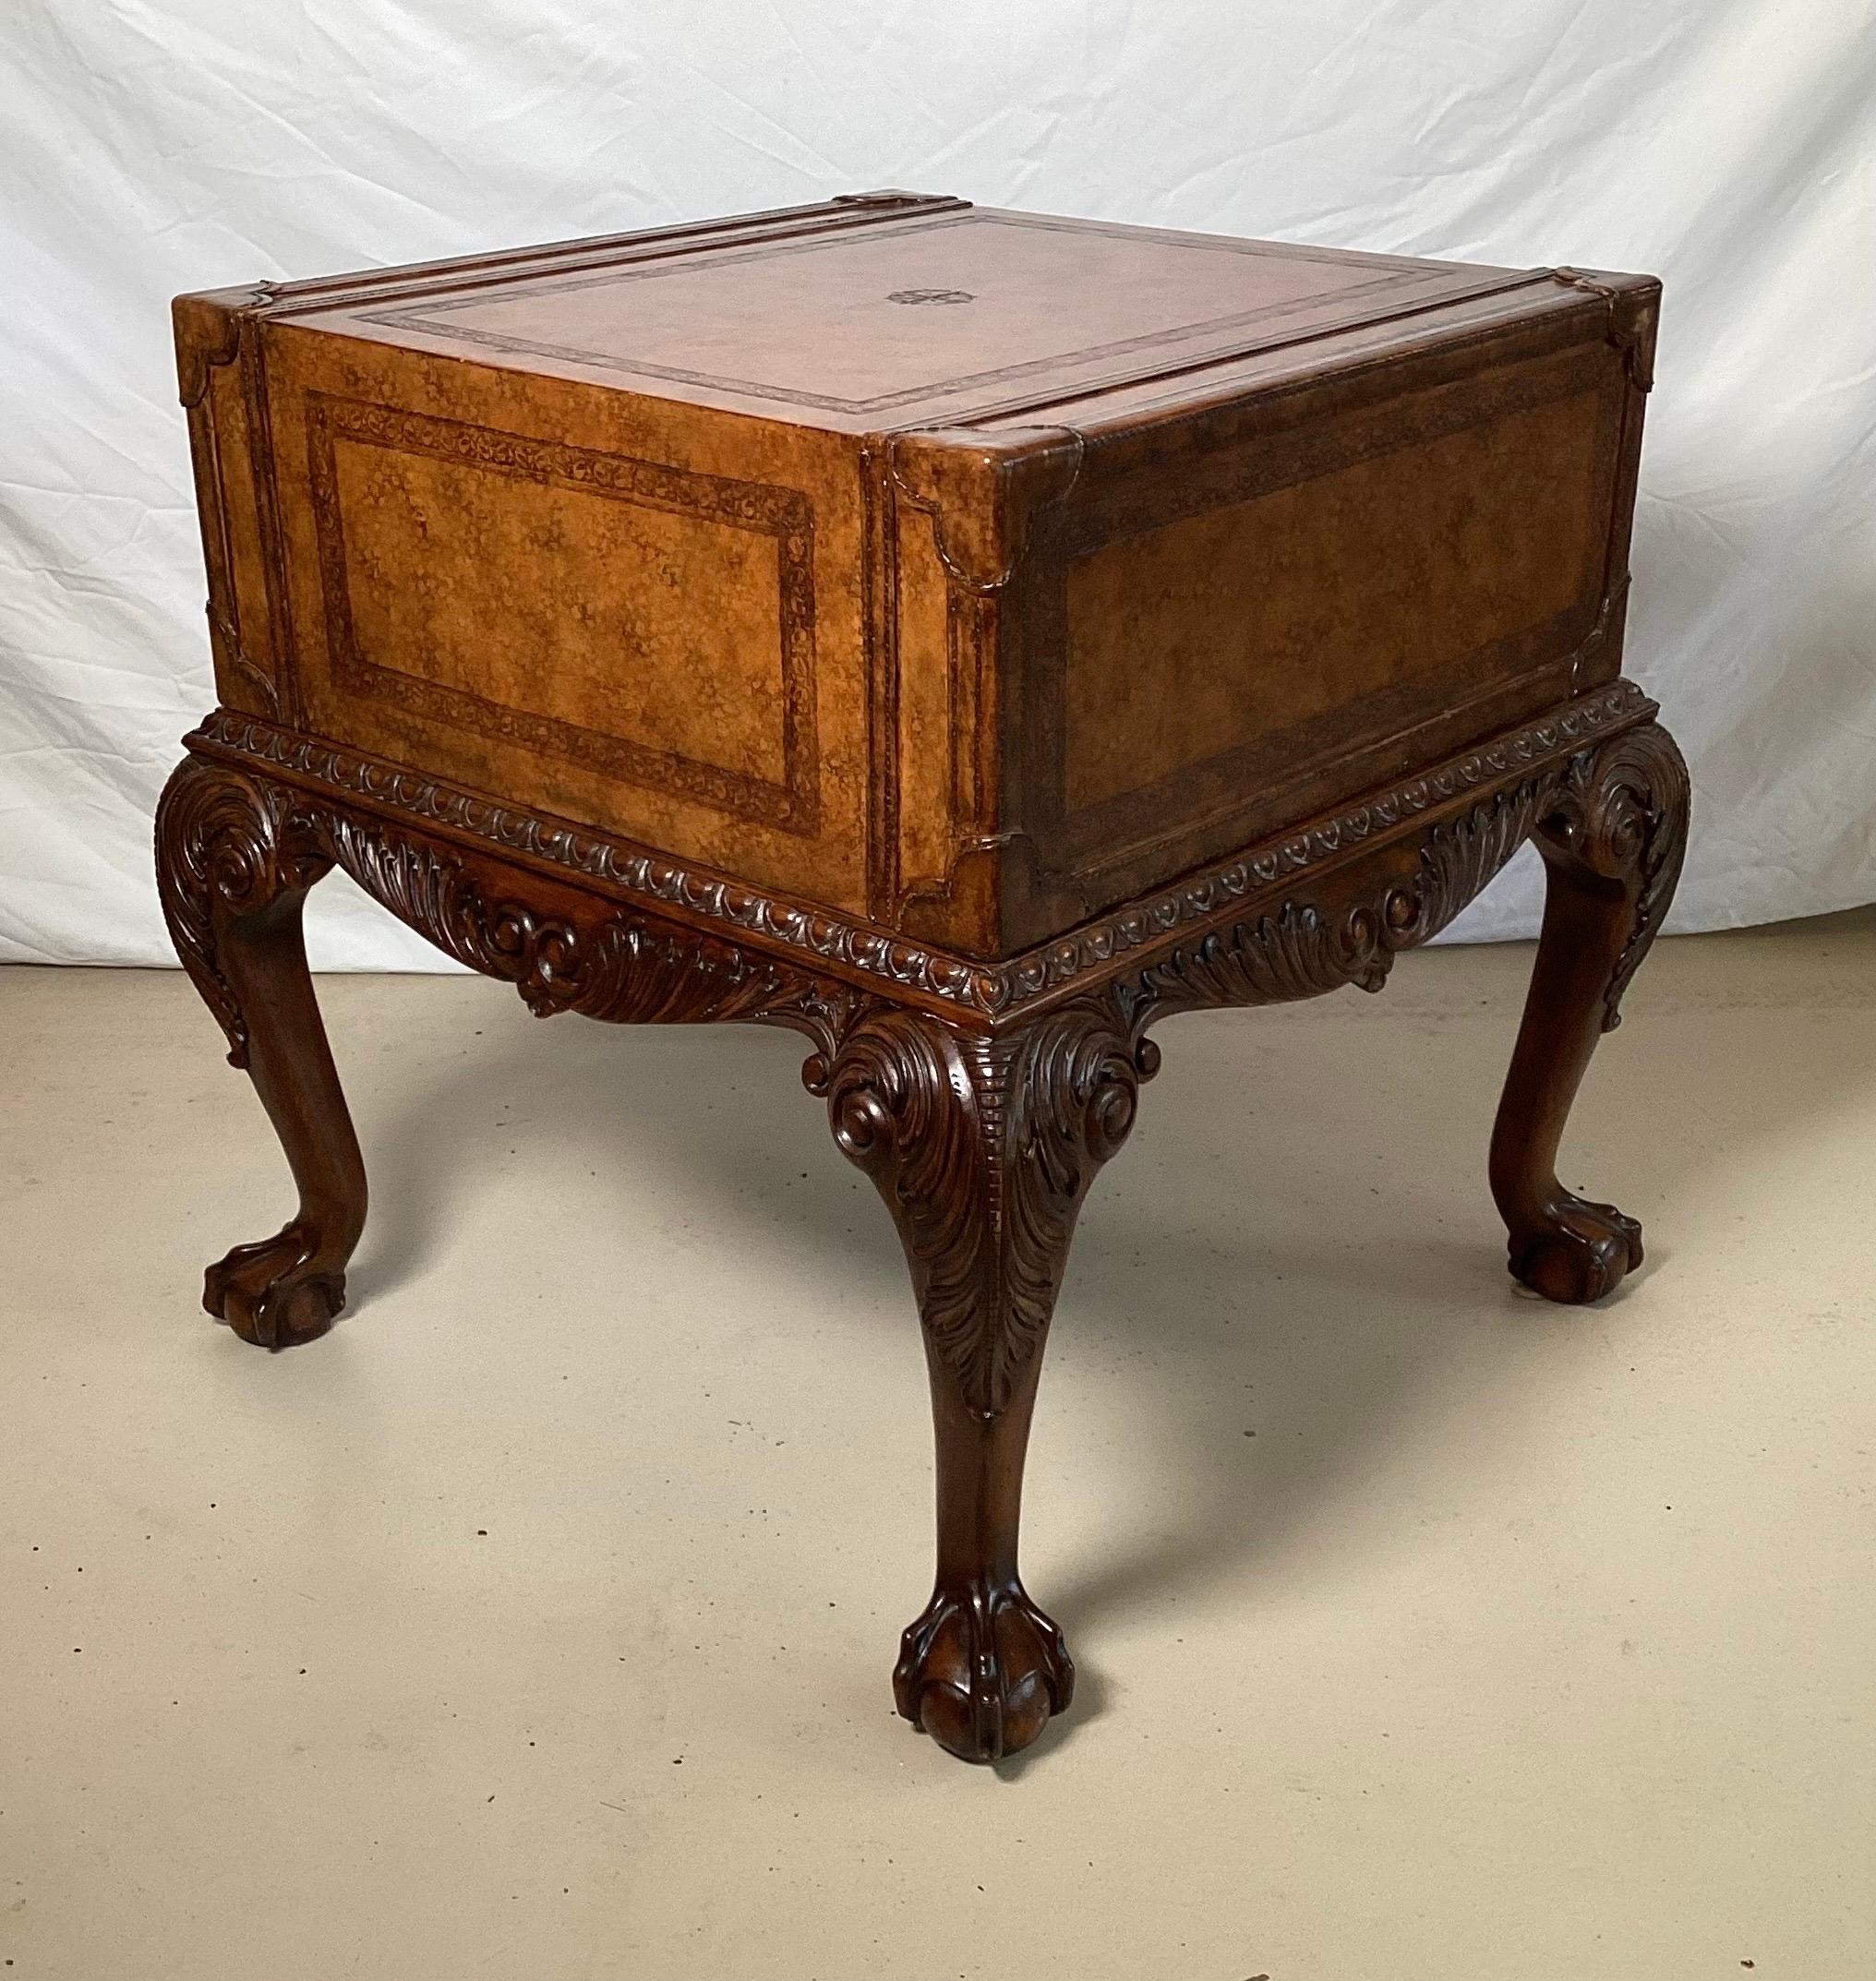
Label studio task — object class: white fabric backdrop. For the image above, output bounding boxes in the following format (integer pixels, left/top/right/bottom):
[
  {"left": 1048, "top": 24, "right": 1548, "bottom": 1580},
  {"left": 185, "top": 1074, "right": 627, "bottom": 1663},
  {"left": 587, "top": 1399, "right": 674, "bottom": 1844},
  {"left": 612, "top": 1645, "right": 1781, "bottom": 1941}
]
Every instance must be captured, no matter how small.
[{"left": 4, "top": 2, "right": 1872, "bottom": 970}]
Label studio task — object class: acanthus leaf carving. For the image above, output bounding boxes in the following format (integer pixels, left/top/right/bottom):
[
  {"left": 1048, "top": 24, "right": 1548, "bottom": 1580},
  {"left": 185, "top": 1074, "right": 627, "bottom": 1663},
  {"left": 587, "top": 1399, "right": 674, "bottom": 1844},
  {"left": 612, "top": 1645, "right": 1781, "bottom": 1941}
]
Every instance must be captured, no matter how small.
[
  {"left": 820, "top": 998, "right": 1147, "bottom": 1419},
  {"left": 157, "top": 755, "right": 860, "bottom": 1073},
  {"left": 318, "top": 808, "right": 860, "bottom": 1058},
  {"left": 1123, "top": 771, "right": 1567, "bottom": 1033},
  {"left": 1533, "top": 720, "right": 1690, "bottom": 1031}
]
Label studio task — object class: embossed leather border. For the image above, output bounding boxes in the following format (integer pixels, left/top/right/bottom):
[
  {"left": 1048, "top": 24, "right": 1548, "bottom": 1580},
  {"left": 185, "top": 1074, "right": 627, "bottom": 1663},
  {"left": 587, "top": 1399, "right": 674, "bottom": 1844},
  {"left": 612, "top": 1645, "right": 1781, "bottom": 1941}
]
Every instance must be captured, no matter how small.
[
  {"left": 189, "top": 678, "right": 1652, "bottom": 1022},
  {"left": 361, "top": 211, "right": 1545, "bottom": 418},
  {"left": 304, "top": 393, "right": 822, "bottom": 834},
  {"left": 1027, "top": 341, "right": 1625, "bottom": 880}
]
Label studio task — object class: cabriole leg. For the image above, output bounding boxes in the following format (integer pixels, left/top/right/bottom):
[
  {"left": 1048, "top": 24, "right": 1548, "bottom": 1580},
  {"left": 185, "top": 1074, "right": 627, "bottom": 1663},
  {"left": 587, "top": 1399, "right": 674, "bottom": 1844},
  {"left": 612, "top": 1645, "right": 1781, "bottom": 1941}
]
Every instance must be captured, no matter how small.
[
  {"left": 155, "top": 755, "right": 367, "bottom": 1347},
  {"left": 1489, "top": 722, "right": 1690, "bottom": 1302},
  {"left": 813, "top": 997, "right": 1147, "bottom": 1762}
]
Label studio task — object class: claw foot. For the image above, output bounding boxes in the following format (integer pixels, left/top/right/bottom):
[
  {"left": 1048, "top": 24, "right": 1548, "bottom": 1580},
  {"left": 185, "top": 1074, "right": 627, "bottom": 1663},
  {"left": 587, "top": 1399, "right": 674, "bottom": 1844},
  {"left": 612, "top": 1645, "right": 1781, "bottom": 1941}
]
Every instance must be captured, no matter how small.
[
  {"left": 203, "top": 1222, "right": 347, "bottom": 1349},
  {"left": 1509, "top": 1196, "right": 1643, "bottom": 1304},
  {"left": 893, "top": 1579, "right": 1075, "bottom": 1763}
]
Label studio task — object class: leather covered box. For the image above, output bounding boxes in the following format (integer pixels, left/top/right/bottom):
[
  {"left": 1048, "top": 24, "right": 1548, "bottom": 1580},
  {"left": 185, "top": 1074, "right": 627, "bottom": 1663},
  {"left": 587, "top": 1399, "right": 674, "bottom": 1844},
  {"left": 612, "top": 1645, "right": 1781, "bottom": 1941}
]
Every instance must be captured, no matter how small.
[
  {"left": 174, "top": 189, "right": 1656, "bottom": 961},
  {"left": 160, "top": 192, "right": 1687, "bottom": 1765}
]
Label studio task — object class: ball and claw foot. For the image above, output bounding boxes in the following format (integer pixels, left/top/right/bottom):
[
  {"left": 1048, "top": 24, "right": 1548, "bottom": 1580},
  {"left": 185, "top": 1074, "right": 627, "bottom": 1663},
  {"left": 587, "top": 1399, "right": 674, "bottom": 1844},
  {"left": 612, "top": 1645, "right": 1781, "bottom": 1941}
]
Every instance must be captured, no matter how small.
[
  {"left": 893, "top": 1580, "right": 1076, "bottom": 1764},
  {"left": 203, "top": 1222, "right": 347, "bottom": 1349},
  {"left": 1509, "top": 1197, "right": 1643, "bottom": 1304}
]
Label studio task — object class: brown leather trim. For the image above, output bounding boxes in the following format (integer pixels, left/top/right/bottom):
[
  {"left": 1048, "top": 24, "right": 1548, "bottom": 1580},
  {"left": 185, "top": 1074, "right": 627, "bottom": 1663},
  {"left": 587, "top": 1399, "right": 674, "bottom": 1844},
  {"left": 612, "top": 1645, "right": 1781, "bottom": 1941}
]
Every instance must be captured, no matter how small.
[{"left": 239, "top": 194, "right": 970, "bottom": 318}]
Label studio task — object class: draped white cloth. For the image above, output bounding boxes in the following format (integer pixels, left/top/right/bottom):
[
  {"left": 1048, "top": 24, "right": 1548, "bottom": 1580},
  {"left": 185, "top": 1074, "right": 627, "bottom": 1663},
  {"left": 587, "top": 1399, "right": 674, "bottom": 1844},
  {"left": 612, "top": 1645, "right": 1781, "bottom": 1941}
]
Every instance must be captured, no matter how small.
[{"left": 4, "top": 1, "right": 1871, "bottom": 968}]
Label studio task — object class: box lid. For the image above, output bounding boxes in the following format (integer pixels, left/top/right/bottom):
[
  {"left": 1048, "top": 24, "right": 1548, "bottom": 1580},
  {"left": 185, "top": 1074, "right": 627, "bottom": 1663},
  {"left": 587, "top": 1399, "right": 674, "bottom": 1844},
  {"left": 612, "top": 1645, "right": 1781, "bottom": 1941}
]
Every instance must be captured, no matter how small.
[{"left": 225, "top": 192, "right": 1585, "bottom": 435}]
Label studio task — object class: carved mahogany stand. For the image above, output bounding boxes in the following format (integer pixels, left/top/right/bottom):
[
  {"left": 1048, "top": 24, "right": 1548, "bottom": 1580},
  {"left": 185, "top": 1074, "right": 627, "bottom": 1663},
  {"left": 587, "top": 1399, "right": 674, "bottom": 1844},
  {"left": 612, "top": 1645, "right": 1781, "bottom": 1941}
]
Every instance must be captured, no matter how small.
[
  {"left": 161, "top": 191, "right": 1689, "bottom": 1763},
  {"left": 156, "top": 690, "right": 1687, "bottom": 1763}
]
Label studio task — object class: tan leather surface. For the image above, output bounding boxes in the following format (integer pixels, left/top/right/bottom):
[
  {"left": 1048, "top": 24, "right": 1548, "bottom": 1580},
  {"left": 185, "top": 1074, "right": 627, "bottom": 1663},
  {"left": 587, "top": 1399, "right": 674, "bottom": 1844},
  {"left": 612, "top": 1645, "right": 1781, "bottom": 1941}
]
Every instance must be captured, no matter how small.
[
  {"left": 262, "top": 321, "right": 872, "bottom": 913},
  {"left": 1063, "top": 376, "right": 1610, "bottom": 814},
  {"left": 330, "top": 425, "right": 791, "bottom": 787},
  {"left": 314, "top": 205, "right": 1521, "bottom": 436},
  {"left": 374, "top": 212, "right": 1424, "bottom": 414}
]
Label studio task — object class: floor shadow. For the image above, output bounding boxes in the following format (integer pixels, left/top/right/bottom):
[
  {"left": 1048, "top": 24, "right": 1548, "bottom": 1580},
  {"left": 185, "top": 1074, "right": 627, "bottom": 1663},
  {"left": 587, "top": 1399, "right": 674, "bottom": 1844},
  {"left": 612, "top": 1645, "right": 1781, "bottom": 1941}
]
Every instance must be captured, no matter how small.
[
  {"left": 347, "top": 1004, "right": 893, "bottom": 1313},
  {"left": 336, "top": 925, "right": 1876, "bottom": 1746}
]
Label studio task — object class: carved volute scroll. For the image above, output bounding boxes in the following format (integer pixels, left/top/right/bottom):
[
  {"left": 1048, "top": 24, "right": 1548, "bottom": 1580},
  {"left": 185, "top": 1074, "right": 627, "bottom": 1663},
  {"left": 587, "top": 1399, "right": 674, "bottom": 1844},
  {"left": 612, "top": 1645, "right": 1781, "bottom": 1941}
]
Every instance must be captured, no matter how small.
[
  {"left": 1534, "top": 720, "right": 1691, "bottom": 1031},
  {"left": 155, "top": 757, "right": 330, "bottom": 1067},
  {"left": 886, "top": 425, "right": 1085, "bottom": 594},
  {"left": 813, "top": 996, "right": 1147, "bottom": 1421}
]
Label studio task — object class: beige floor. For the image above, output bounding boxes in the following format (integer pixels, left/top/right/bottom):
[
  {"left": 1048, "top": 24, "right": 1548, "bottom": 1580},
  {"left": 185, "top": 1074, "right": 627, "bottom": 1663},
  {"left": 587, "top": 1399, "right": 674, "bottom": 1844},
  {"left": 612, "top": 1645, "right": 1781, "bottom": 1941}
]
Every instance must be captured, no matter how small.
[{"left": 3, "top": 910, "right": 1873, "bottom": 1981}]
